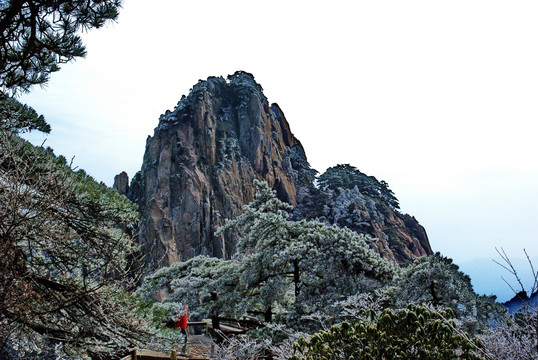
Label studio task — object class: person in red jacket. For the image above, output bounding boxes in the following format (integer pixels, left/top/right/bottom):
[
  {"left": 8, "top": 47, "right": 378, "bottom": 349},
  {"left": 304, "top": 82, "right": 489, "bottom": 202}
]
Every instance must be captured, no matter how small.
[{"left": 176, "top": 305, "right": 188, "bottom": 353}]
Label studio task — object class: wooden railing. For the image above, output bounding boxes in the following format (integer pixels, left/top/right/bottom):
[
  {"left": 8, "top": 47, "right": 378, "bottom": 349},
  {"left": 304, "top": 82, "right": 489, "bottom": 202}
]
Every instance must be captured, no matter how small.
[
  {"left": 125, "top": 348, "right": 209, "bottom": 360},
  {"left": 122, "top": 317, "right": 256, "bottom": 360}
]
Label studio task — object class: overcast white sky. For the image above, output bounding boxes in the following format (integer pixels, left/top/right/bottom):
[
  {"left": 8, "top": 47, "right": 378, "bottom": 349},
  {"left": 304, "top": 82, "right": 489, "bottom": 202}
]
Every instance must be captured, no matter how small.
[{"left": 22, "top": 0, "right": 537, "bottom": 301}]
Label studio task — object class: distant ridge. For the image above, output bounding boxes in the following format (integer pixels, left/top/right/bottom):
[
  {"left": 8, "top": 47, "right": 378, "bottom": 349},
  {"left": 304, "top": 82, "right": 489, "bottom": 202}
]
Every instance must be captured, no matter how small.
[{"left": 505, "top": 291, "right": 538, "bottom": 314}]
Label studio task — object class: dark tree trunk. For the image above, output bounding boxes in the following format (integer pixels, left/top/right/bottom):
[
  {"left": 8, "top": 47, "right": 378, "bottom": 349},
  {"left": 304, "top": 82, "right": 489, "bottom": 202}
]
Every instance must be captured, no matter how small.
[
  {"left": 293, "top": 259, "right": 300, "bottom": 297},
  {"left": 264, "top": 305, "right": 272, "bottom": 323},
  {"left": 429, "top": 282, "right": 440, "bottom": 306}
]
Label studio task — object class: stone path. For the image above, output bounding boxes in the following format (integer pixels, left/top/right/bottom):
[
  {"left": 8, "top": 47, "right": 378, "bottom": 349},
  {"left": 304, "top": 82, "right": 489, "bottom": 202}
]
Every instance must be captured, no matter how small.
[{"left": 182, "top": 335, "right": 214, "bottom": 358}]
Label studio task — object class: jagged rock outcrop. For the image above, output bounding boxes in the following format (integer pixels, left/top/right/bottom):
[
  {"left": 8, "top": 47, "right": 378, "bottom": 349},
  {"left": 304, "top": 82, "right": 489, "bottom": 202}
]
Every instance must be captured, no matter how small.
[
  {"left": 325, "top": 189, "right": 431, "bottom": 263},
  {"left": 293, "top": 164, "right": 432, "bottom": 263},
  {"left": 121, "top": 71, "right": 432, "bottom": 269},
  {"left": 113, "top": 171, "right": 129, "bottom": 195}
]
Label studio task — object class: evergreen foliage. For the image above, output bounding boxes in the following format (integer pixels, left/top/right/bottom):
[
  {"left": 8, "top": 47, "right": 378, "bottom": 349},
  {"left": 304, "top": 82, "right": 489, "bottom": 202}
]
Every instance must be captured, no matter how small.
[
  {"left": 140, "top": 181, "right": 397, "bottom": 331},
  {"left": 290, "top": 305, "right": 486, "bottom": 360},
  {"left": 293, "top": 163, "right": 434, "bottom": 265},
  {"left": 391, "top": 253, "right": 505, "bottom": 334},
  {"left": 137, "top": 182, "right": 530, "bottom": 360},
  {"left": 219, "top": 180, "right": 396, "bottom": 319},
  {"left": 318, "top": 164, "right": 399, "bottom": 210},
  {"left": 138, "top": 256, "right": 245, "bottom": 322},
  {"left": 0, "top": 0, "right": 122, "bottom": 95},
  {"left": 0, "top": 96, "right": 50, "bottom": 133}
]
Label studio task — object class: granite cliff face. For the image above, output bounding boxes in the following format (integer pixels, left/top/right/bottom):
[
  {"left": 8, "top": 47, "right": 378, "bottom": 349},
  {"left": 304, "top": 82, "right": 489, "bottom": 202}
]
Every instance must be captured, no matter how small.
[
  {"left": 126, "top": 72, "right": 312, "bottom": 268},
  {"left": 122, "top": 72, "right": 432, "bottom": 269}
]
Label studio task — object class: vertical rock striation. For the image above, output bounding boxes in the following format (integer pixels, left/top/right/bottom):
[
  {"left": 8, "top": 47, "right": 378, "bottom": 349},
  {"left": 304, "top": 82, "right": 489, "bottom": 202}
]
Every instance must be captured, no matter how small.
[{"left": 127, "top": 72, "right": 311, "bottom": 268}]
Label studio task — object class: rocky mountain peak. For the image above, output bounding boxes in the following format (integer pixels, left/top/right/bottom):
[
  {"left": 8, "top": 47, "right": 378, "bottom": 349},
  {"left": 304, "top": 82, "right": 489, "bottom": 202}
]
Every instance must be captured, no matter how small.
[
  {"left": 120, "top": 72, "right": 432, "bottom": 269},
  {"left": 126, "top": 72, "right": 310, "bottom": 268}
]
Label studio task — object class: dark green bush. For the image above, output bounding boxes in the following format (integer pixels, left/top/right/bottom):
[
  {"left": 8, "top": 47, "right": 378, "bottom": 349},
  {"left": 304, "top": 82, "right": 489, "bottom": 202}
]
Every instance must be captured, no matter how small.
[{"left": 290, "top": 305, "right": 486, "bottom": 360}]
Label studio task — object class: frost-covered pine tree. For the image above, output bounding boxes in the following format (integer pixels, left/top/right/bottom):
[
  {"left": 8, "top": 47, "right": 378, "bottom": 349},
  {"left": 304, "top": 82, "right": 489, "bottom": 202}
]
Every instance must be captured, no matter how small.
[
  {"left": 141, "top": 180, "right": 397, "bottom": 332},
  {"left": 138, "top": 256, "right": 245, "bottom": 328},
  {"left": 219, "top": 180, "right": 397, "bottom": 324},
  {"left": 390, "top": 253, "right": 505, "bottom": 334}
]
